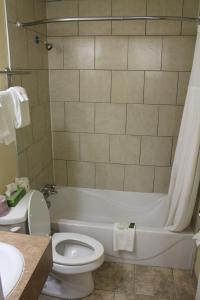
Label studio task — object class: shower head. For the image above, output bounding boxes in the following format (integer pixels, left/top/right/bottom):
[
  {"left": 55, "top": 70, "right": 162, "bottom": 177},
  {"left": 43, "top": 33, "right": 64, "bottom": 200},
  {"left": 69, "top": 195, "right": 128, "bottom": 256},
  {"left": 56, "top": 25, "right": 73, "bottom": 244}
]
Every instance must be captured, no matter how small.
[{"left": 34, "top": 35, "right": 53, "bottom": 51}]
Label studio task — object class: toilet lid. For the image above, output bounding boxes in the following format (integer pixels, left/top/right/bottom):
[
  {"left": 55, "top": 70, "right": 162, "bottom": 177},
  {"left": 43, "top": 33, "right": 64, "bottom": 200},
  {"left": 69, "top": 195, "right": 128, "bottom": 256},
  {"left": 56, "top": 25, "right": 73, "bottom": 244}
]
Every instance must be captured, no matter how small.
[
  {"left": 28, "top": 190, "right": 51, "bottom": 236},
  {"left": 53, "top": 232, "right": 104, "bottom": 266}
]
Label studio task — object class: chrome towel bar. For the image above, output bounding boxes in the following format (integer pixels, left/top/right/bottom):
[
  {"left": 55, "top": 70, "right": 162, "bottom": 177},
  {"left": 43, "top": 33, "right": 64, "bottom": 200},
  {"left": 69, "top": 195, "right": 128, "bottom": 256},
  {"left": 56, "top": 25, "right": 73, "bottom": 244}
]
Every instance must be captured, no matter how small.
[{"left": 0, "top": 68, "right": 31, "bottom": 75}]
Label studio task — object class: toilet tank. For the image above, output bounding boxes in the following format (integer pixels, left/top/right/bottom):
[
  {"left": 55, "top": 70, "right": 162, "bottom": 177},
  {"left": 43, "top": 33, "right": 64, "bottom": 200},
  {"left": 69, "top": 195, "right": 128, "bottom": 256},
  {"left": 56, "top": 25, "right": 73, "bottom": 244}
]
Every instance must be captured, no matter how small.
[{"left": 0, "top": 192, "right": 30, "bottom": 234}]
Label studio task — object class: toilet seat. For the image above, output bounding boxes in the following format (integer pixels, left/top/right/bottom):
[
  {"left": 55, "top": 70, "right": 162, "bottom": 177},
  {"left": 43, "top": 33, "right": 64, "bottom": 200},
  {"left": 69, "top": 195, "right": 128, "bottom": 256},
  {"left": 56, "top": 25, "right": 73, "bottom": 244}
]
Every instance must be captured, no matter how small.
[{"left": 53, "top": 232, "right": 104, "bottom": 266}]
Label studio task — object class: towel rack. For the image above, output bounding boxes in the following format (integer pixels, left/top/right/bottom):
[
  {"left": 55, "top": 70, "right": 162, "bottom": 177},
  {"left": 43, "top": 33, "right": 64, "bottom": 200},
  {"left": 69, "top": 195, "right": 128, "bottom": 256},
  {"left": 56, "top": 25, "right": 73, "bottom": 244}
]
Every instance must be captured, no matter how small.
[
  {"left": 0, "top": 67, "right": 31, "bottom": 87},
  {"left": 0, "top": 68, "right": 31, "bottom": 75}
]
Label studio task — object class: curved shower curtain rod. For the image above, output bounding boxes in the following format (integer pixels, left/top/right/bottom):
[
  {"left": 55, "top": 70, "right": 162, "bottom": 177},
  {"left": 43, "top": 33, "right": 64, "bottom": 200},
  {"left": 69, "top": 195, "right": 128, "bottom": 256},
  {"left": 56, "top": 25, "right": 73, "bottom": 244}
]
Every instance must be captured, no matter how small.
[{"left": 16, "top": 15, "right": 200, "bottom": 27}]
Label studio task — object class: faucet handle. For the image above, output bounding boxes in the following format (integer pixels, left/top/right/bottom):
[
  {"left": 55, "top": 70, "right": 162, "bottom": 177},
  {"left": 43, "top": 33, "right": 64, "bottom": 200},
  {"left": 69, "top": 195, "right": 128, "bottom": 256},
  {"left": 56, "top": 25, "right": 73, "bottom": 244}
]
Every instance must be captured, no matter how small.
[{"left": 44, "top": 184, "right": 56, "bottom": 190}]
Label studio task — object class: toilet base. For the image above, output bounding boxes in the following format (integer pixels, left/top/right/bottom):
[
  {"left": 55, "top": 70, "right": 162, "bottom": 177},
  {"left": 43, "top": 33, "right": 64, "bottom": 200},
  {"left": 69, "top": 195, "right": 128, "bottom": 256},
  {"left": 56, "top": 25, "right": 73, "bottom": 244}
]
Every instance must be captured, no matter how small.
[{"left": 42, "top": 271, "right": 94, "bottom": 299}]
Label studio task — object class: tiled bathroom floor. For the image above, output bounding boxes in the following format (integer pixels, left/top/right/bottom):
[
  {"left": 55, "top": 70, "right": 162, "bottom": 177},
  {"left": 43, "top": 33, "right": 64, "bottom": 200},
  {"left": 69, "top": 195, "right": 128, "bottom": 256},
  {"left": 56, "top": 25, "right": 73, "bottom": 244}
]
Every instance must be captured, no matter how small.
[{"left": 39, "top": 262, "right": 197, "bottom": 300}]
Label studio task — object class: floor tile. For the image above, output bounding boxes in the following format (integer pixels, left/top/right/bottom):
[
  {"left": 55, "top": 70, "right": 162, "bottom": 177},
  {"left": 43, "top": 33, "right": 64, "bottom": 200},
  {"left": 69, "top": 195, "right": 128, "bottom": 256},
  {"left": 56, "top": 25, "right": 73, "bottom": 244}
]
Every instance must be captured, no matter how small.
[
  {"left": 173, "top": 269, "right": 196, "bottom": 300},
  {"left": 38, "top": 295, "right": 59, "bottom": 300},
  {"left": 94, "top": 262, "right": 134, "bottom": 292},
  {"left": 114, "top": 292, "right": 171, "bottom": 300},
  {"left": 38, "top": 263, "right": 197, "bottom": 300},
  {"left": 83, "top": 290, "right": 115, "bottom": 300},
  {"left": 135, "top": 265, "right": 174, "bottom": 298}
]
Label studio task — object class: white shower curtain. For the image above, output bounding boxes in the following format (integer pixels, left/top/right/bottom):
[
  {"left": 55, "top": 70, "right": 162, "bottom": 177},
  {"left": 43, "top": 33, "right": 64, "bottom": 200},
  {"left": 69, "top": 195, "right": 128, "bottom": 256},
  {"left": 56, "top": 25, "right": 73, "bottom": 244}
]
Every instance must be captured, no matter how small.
[{"left": 165, "top": 25, "right": 200, "bottom": 232}]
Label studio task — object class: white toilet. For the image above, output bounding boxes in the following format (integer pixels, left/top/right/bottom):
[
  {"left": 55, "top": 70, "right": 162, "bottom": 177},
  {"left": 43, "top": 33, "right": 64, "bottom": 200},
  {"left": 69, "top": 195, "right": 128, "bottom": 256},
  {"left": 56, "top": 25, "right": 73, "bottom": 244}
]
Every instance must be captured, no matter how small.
[{"left": 5, "top": 190, "right": 104, "bottom": 299}]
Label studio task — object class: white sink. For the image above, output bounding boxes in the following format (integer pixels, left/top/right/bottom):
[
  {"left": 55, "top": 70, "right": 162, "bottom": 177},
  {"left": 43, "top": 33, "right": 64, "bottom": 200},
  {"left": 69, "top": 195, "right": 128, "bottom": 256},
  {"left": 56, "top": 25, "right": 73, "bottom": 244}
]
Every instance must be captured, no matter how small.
[{"left": 0, "top": 242, "right": 24, "bottom": 298}]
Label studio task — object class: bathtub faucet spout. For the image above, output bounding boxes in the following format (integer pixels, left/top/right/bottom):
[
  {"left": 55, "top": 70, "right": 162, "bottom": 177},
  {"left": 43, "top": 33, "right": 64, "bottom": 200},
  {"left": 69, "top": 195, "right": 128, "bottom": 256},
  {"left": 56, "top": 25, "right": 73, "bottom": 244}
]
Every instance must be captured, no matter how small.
[{"left": 40, "top": 184, "right": 58, "bottom": 208}]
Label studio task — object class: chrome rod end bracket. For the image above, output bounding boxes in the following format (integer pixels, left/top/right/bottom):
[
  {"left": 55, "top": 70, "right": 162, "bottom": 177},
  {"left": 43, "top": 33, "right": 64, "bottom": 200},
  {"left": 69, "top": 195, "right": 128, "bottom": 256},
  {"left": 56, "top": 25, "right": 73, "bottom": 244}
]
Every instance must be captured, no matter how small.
[{"left": 16, "top": 21, "right": 23, "bottom": 28}]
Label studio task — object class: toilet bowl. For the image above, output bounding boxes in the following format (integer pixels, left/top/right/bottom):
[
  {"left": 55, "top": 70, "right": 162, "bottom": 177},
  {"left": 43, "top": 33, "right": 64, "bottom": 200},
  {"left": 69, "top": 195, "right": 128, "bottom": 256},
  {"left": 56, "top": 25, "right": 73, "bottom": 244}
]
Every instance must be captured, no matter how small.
[{"left": 27, "top": 190, "right": 104, "bottom": 299}]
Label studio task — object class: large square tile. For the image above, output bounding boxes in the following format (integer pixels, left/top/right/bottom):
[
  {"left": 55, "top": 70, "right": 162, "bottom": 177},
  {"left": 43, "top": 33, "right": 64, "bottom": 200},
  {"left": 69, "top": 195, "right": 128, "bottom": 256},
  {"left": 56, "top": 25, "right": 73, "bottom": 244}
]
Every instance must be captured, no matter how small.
[
  {"left": 94, "top": 262, "right": 134, "bottom": 292},
  {"left": 95, "top": 37, "right": 128, "bottom": 70},
  {"left": 135, "top": 265, "right": 174, "bottom": 298}
]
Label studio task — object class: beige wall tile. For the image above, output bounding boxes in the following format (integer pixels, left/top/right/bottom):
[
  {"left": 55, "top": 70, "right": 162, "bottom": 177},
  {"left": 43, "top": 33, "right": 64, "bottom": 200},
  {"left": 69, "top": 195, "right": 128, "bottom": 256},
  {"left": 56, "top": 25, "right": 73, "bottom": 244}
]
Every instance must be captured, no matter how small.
[
  {"left": 177, "top": 72, "right": 190, "bottom": 105},
  {"left": 95, "top": 37, "right": 128, "bottom": 70},
  {"left": 127, "top": 104, "right": 158, "bottom": 136},
  {"left": 146, "top": 20, "right": 181, "bottom": 35},
  {"left": 48, "top": 38, "right": 64, "bottom": 69},
  {"left": 53, "top": 132, "right": 79, "bottom": 160},
  {"left": 27, "top": 142, "right": 42, "bottom": 180},
  {"left": 154, "top": 167, "right": 171, "bottom": 193},
  {"left": 48, "top": 23, "right": 78, "bottom": 37},
  {"left": 182, "top": 0, "right": 199, "bottom": 35},
  {"left": 111, "top": 71, "right": 144, "bottom": 103},
  {"left": 47, "top": 0, "right": 78, "bottom": 36},
  {"left": 37, "top": 70, "right": 50, "bottom": 104},
  {"left": 79, "top": 0, "right": 111, "bottom": 16},
  {"left": 39, "top": 135, "right": 52, "bottom": 169},
  {"left": 182, "top": 22, "right": 197, "bottom": 36},
  {"left": 65, "top": 102, "right": 95, "bottom": 133},
  {"left": 64, "top": 37, "right": 94, "bottom": 69},
  {"left": 124, "top": 165, "right": 154, "bottom": 192},
  {"left": 162, "top": 37, "right": 195, "bottom": 71},
  {"left": 54, "top": 160, "right": 67, "bottom": 185},
  {"left": 112, "top": 21, "right": 145, "bottom": 36},
  {"left": 68, "top": 161, "right": 95, "bottom": 188},
  {"left": 49, "top": 70, "right": 79, "bottom": 101},
  {"left": 183, "top": 0, "right": 199, "bottom": 17},
  {"left": 36, "top": 168, "right": 49, "bottom": 189},
  {"left": 22, "top": 71, "right": 38, "bottom": 107},
  {"left": 16, "top": 126, "right": 33, "bottom": 153},
  {"left": 144, "top": 71, "right": 178, "bottom": 104},
  {"left": 17, "top": 151, "right": 29, "bottom": 178},
  {"left": 48, "top": 162, "right": 54, "bottom": 184},
  {"left": 31, "top": 105, "right": 46, "bottom": 141},
  {"left": 128, "top": 37, "right": 162, "bottom": 70},
  {"left": 44, "top": 103, "right": 52, "bottom": 134},
  {"left": 80, "top": 133, "right": 109, "bottom": 162},
  {"left": 17, "top": 0, "right": 35, "bottom": 22},
  {"left": 27, "top": 30, "right": 43, "bottom": 69},
  {"left": 80, "top": 70, "right": 111, "bottom": 102},
  {"left": 34, "top": 0, "right": 46, "bottom": 20},
  {"left": 95, "top": 103, "right": 126, "bottom": 134},
  {"left": 6, "top": 0, "right": 17, "bottom": 23},
  {"left": 8, "top": 24, "right": 28, "bottom": 69},
  {"left": 147, "top": 0, "right": 183, "bottom": 16},
  {"left": 47, "top": 0, "right": 78, "bottom": 18},
  {"left": 110, "top": 135, "right": 140, "bottom": 164},
  {"left": 79, "top": 21, "right": 111, "bottom": 36},
  {"left": 158, "top": 106, "right": 183, "bottom": 137},
  {"left": 50, "top": 102, "right": 65, "bottom": 131},
  {"left": 112, "top": 0, "right": 146, "bottom": 16},
  {"left": 140, "top": 136, "right": 172, "bottom": 166},
  {"left": 96, "top": 163, "right": 124, "bottom": 191},
  {"left": 112, "top": 5, "right": 146, "bottom": 34},
  {"left": 79, "top": 0, "right": 111, "bottom": 35}
]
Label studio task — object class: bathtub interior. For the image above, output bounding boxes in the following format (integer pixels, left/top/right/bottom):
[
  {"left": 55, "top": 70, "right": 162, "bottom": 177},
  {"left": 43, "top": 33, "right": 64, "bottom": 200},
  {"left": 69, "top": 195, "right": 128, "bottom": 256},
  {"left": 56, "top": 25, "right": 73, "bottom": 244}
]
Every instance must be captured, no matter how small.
[{"left": 49, "top": 187, "right": 169, "bottom": 227}]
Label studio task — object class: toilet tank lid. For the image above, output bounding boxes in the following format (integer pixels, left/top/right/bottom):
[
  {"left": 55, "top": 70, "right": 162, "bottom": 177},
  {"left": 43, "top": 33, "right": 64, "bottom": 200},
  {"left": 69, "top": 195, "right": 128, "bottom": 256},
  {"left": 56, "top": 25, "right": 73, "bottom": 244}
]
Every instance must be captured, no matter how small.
[
  {"left": 28, "top": 190, "right": 51, "bottom": 237},
  {"left": 0, "top": 191, "right": 31, "bottom": 225}
]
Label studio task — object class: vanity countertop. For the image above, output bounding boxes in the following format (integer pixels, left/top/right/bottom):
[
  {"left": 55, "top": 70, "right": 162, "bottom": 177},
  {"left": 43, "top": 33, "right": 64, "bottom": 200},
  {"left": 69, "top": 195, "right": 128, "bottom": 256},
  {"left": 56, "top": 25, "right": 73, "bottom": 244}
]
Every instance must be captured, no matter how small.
[{"left": 0, "top": 231, "right": 52, "bottom": 300}]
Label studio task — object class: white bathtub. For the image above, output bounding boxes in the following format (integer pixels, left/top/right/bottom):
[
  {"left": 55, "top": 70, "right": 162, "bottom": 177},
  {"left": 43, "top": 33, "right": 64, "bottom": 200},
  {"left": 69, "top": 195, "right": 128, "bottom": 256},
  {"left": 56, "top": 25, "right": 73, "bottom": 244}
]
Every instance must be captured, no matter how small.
[{"left": 49, "top": 186, "right": 195, "bottom": 270}]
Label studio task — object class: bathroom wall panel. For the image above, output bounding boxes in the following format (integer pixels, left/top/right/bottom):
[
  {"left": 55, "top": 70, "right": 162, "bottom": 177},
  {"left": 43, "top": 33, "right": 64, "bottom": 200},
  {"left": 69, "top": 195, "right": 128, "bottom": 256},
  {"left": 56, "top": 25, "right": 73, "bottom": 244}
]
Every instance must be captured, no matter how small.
[
  {"left": 47, "top": 0, "right": 198, "bottom": 193},
  {"left": 5, "top": 0, "right": 53, "bottom": 189}
]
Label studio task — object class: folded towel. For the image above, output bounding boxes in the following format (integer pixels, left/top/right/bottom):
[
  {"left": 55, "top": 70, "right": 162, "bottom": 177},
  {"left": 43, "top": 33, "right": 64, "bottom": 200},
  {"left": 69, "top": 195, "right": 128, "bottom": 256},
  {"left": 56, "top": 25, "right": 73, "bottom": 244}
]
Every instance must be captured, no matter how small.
[
  {"left": 9, "top": 87, "right": 30, "bottom": 128},
  {"left": 113, "top": 222, "right": 136, "bottom": 252},
  {"left": 0, "top": 90, "right": 16, "bottom": 145}
]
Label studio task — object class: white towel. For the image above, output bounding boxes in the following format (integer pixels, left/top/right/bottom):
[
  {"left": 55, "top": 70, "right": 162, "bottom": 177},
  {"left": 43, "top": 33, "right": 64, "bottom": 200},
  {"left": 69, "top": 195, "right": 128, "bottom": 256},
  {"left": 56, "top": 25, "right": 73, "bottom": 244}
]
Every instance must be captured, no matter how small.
[
  {"left": 0, "top": 90, "right": 16, "bottom": 145},
  {"left": 113, "top": 223, "right": 135, "bottom": 252},
  {"left": 9, "top": 86, "right": 30, "bottom": 128}
]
